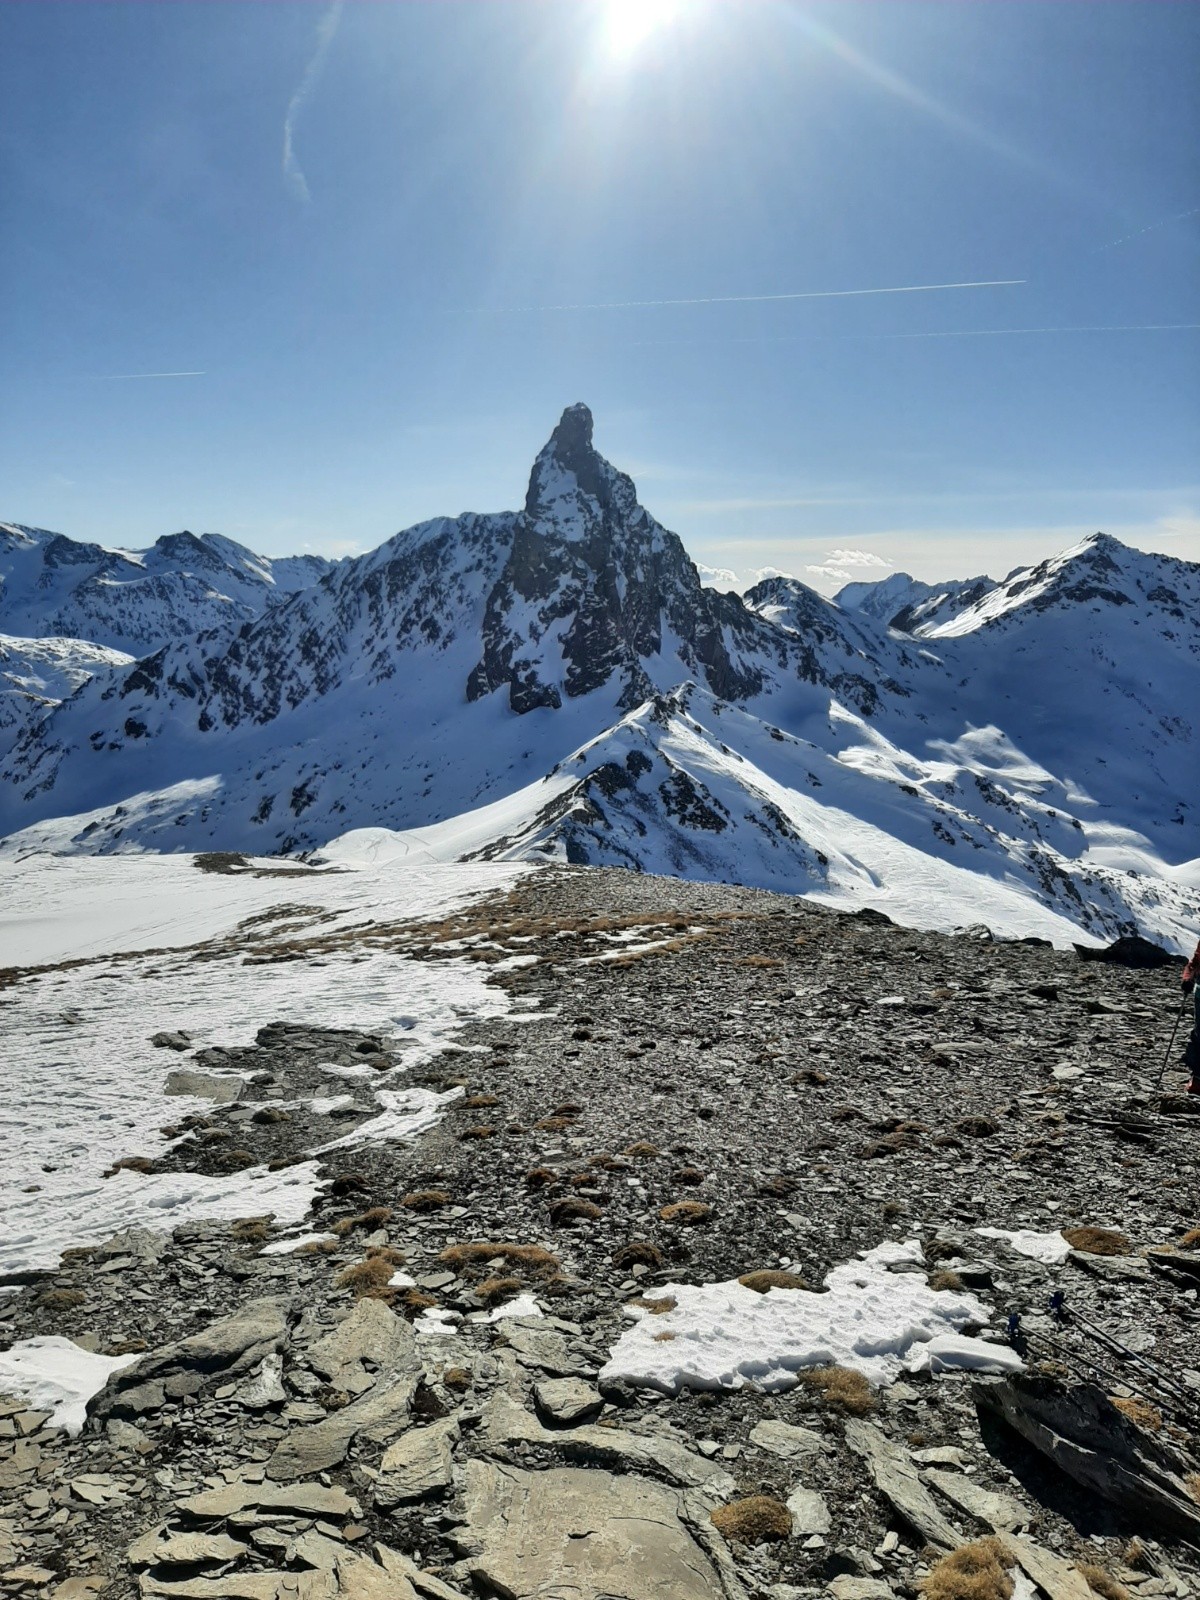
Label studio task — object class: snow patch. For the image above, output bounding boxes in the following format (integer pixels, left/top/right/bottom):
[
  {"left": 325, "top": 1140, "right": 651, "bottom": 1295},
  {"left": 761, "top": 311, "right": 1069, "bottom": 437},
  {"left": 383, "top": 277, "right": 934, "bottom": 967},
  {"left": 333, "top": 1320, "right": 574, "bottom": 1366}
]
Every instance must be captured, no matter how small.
[
  {"left": 599, "top": 1241, "right": 999, "bottom": 1393},
  {"left": 0, "top": 1337, "right": 142, "bottom": 1436}
]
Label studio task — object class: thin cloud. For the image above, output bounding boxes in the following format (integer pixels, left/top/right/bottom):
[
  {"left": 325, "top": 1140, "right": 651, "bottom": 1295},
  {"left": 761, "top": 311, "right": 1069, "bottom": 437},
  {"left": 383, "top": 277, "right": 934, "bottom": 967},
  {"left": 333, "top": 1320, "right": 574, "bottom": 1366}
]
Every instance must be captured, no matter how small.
[
  {"left": 630, "top": 323, "right": 1200, "bottom": 349},
  {"left": 1094, "top": 206, "right": 1200, "bottom": 253},
  {"left": 283, "top": 1, "right": 343, "bottom": 203},
  {"left": 90, "top": 371, "right": 207, "bottom": 380},
  {"left": 826, "top": 548, "right": 891, "bottom": 569},
  {"left": 464, "top": 279, "right": 1025, "bottom": 314}
]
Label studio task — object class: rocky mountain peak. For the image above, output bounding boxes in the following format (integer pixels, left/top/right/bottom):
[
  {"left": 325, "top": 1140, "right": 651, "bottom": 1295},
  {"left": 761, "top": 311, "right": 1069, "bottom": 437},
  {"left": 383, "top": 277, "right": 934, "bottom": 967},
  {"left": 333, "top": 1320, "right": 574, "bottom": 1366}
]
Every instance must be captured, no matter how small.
[{"left": 523, "top": 403, "right": 636, "bottom": 526}]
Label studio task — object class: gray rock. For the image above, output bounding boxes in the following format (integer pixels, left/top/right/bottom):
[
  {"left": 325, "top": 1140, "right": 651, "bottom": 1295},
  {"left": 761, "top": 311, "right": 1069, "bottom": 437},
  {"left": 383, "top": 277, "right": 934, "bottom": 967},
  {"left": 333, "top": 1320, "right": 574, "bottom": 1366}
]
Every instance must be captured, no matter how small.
[
  {"left": 924, "top": 1468, "right": 1031, "bottom": 1532},
  {"left": 843, "top": 1420, "right": 963, "bottom": 1550},
  {"left": 785, "top": 1484, "right": 831, "bottom": 1536},
  {"left": 266, "top": 1372, "right": 421, "bottom": 1480},
  {"left": 482, "top": 1392, "right": 735, "bottom": 1496},
  {"left": 457, "top": 1460, "right": 729, "bottom": 1600},
  {"left": 499, "top": 1324, "right": 587, "bottom": 1377},
  {"left": 175, "top": 1480, "right": 357, "bottom": 1520},
  {"left": 305, "top": 1299, "right": 418, "bottom": 1397},
  {"left": 748, "top": 1419, "right": 828, "bottom": 1459},
  {"left": 92, "top": 1296, "right": 292, "bottom": 1420},
  {"left": 375, "top": 1416, "right": 458, "bottom": 1505},
  {"left": 533, "top": 1377, "right": 604, "bottom": 1426},
  {"left": 128, "top": 1526, "right": 249, "bottom": 1567},
  {"left": 233, "top": 1352, "right": 286, "bottom": 1410},
  {"left": 826, "top": 1581, "right": 895, "bottom": 1600},
  {"left": 165, "top": 1068, "right": 243, "bottom": 1103}
]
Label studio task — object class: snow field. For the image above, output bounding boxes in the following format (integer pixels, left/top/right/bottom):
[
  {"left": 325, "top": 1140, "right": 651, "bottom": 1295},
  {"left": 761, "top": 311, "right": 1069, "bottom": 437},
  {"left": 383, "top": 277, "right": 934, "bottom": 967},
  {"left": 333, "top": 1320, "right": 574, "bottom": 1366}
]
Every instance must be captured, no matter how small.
[
  {"left": 0, "top": 1339, "right": 142, "bottom": 1435},
  {"left": 599, "top": 1241, "right": 1022, "bottom": 1394},
  {"left": 0, "top": 857, "right": 529, "bottom": 1274}
]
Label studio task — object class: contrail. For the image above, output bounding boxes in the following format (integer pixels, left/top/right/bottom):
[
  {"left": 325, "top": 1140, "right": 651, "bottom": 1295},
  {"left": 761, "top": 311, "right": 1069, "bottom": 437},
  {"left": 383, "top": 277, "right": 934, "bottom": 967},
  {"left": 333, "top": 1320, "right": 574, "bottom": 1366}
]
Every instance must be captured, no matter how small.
[
  {"left": 283, "top": 1, "right": 343, "bottom": 203},
  {"left": 90, "top": 371, "right": 208, "bottom": 380},
  {"left": 464, "top": 279, "right": 1026, "bottom": 314},
  {"left": 627, "top": 323, "right": 1200, "bottom": 348},
  {"left": 1095, "top": 207, "right": 1200, "bottom": 253}
]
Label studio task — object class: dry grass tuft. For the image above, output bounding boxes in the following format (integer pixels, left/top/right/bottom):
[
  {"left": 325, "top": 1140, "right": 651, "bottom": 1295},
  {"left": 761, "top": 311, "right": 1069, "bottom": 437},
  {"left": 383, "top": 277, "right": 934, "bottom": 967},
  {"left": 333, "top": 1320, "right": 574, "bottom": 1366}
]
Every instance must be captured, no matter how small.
[
  {"left": 917, "top": 1537, "right": 1013, "bottom": 1600},
  {"left": 459, "top": 1125, "right": 497, "bottom": 1141},
  {"left": 549, "top": 1197, "right": 603, "bottom": 1227},
  {"left": 475, "top": 1276, "right": 524, "bottom": 1306},
  {"left": 793, "top": 1067, "right": 829, "bottom": 1087},
  {"left": 710, "top": 1496, "right": 792, "bottom": 1545},
  {"left": 402, "top": 1289, "right": 438, "bottom": 1312},
  {"left": 524, "top": 1167, "right": 558, "bottom": 1189},
  {"left": 331, "top": 1206, "right": 393, "bottom": 1236},
  {"left": 929, "top": 1269, "right": 964, "bottom": 1292},
  {"left": 925, "top": 1238, "right": 962, "bottom": 1264},
  {"left": 738, "top": 1270, "right": 809, "bottom": 1294},
  {"left": 613, "top": 1240, "right": 663, "bottom": 1270},
  {"left": 439, "top": 1242, "right": 561, "bottom": 1278},
  {"left": 623, "top": 1141, "right": 660, "bottom": 1159},
  {"left": 737, "top": 955, "right": 784, "bottom": 969},
  {"left": 229, "top": 1217, "right": 273, "bottom": 1242},
  {"left": 1120, "top": 1540, "right": 1145, "bottom": 1570},
  {"left": 800, "top": 1365, "right": 876, "bottom": 1415},
  {"left": 334, "top": 1256, "right": 396, "bottom": 1296},
  {"left": 672, "top": 1166, "right": 706, "bottom": 1187},
  {"left": 442, "top": 1366, "right": 473, "bottom": 1391},
  {"left": 659, "top": 1201, "right": 712, "bottom": 1226},
  {"left": 1076, "top": 1566, "right": 1130, "bottom": 1600},
  {"left": 1110, "top": 1395, "right": 1162, "bottom": 1432},
  {"left": 365, "top": 1244, "right": 407, "bottom": 1265},
  {"left": 630, "top": 1295, "right": 677, "bottom": 1315},
  {"left": 104, "top": 1155, "right": 161, "bottom": 1178},
  {"left": 36, "top": 1288, "right": 86, "bottom": 1310},
  {"left": 298, "top": 1237, "right": 339, "bottom": 1255},
  {"left": 1185, "top": 1471, "right": 1200, "bottom": 1505},
  {"left": 653, "top": 1331, "right": 677, "bottom": 1342},
  {"left": 955, "top": 1116, "right": 1001, "bottom": 1139},
  {"left": 1061, "top": 1226, "right": 1132, "bottom": 1257},
  {"left": 1179, "top": 1228, "right": 1200, "bottom": 1248},
  {"left": 460, "top": 1094, "right": 499, "bottom": 1109},
  {"left": 534, "top": 1116, "right": 575, "bottom": 1133},
  {"left": 402, "top": 1189, "right": 451, "bottom": 1213}
]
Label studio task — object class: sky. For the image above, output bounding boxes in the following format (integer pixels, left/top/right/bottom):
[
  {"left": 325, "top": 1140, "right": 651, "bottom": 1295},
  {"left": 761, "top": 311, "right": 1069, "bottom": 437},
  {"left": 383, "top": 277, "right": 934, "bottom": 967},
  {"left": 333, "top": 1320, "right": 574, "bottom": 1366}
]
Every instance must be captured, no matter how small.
[{"left": 1, "top": 0, "right": 1197, "bottom": 595}]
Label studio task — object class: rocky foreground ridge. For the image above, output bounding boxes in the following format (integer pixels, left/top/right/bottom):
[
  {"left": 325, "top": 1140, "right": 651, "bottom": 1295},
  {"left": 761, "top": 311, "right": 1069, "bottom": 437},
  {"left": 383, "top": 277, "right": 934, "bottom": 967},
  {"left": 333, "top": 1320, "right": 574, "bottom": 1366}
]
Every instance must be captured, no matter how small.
[{"left": 3, "top": 866, "right": 1200, "bottom": 1599}]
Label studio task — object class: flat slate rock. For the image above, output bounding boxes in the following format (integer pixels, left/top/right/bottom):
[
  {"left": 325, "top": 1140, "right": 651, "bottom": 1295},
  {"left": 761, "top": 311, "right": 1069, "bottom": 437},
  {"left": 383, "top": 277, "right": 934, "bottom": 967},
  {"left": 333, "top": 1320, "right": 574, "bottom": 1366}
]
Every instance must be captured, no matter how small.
[
  {"left": 176, "top": 1481, "right": 356, "bottom": 1520},
  {"left": 305, "top": 1298, "right": 419, "bottom": 1397},
  {"left": 843, "top": 1420, "right": 962, "bottom": 1550},
  {"left": 748, "top": 1420, "right": 828, "bottom": 1459},
  {"left": 458, "top": 1461, "right": 728, "bottom": 1600},
  {"left": 267, "top": 1372, "right": 420, "bottom": 1480},
  {"left": 376, "top": 1416, "right": 458, "bottom": 1505}
]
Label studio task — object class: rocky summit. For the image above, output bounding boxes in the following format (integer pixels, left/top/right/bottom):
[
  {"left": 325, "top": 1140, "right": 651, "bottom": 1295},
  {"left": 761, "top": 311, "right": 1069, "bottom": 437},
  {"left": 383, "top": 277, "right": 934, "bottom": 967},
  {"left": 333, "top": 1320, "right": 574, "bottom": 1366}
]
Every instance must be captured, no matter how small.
[{"left": 2, "top": 865, "right": 1200, "bottom": 1600}]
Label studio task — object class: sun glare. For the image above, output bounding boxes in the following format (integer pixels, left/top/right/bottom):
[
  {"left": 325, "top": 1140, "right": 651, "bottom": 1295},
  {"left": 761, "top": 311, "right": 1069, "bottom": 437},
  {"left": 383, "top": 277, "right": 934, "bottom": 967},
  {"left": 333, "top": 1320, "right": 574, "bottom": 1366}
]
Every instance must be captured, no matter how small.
[{"left": 602, "top": 0, "right": 680, "bottom": 60}]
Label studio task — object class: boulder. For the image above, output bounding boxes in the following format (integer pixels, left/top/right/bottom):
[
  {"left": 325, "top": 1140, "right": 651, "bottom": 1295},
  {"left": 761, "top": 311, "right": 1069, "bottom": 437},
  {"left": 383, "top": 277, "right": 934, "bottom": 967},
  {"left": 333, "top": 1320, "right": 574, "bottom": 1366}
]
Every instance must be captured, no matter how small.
[
  {"left": 456, "top": 1461, "right": 730, "bottom": 1600},
  {"left": 973, "top": 1374, "right": 1200, "bottom": 1541},
  {"left": 843, "top": 1421, "right": 962, "bottom": 1550},
  {"left": 305, "top": 1299, "right": 419, "bottom": 1397},
  {"left": 375, "top": 1417, "right": 458, "bottom": 1505},
  {"left": 267, "top": 1372, "right": 421, "bottom": 1480}
]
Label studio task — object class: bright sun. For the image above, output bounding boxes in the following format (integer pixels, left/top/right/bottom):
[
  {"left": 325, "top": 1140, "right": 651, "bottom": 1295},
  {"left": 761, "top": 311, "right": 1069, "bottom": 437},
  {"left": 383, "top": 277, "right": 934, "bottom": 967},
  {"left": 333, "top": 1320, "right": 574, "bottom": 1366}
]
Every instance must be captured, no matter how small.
[{"left": 601, "top": 0, "right": 681, "bottom": 60}]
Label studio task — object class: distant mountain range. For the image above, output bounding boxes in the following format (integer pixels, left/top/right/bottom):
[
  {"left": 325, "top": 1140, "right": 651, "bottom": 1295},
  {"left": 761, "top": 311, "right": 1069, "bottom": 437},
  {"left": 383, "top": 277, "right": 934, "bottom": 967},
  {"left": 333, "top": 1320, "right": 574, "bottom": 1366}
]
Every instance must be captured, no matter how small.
[{"left": 2, "top": 406, "right": 1196, "bottom": 950}]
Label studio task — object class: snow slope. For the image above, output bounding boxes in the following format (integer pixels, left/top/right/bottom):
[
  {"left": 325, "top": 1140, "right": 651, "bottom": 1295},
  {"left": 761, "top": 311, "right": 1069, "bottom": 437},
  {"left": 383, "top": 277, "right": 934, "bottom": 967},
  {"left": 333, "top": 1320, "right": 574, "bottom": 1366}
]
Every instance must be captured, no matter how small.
[
  {"left": 0, "top": 854, "right": 528, "bottom": 1274},
  {"left": 0, "top": 633, "right": 134, "bottom": 758}
]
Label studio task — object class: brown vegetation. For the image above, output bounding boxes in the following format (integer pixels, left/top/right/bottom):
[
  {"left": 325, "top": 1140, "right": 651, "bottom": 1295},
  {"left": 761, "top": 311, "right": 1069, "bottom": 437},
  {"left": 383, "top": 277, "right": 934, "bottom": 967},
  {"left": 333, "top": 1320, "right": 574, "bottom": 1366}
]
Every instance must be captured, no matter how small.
[
  {"left": 659, "top": 1201, "right": 712, "bottom": 1225},
  {"left": 623, "top": 1141, "right": 660, "bottom": 1158},
  {"left": 799, "top": 1365, "right": 876, "bottom": 1415},
  {"left": 549, "top": 1198, "right": 603, "bottom": 1227},
  {"left": 710, "top": 1496, "right": 792, "bottom": 1545},
  {"left": 1110, "top": 1395, "right": 1162, "bottom": 1432},
  {"left": 1061, "top": 1226, "right": 1132, "bottom": 1257},
  {"left": 475, "top": 1277, "right": 524, "bottom": 1306},
  {"left": 439, "top": 1242, "right": 561, "bottom": 1278},
  {"left": 1076, "top": 1567, "right": 1131, "bottom": 1600},
  {"left": 917, "top": 1537, "right": 1013, "bottom": 1600},
  {"left": 613, "top": 1240, "right": 663, "bottom": 1270},
  {"left": 333, "top": 1257, "right": 396, "bottom": 1296},
  {"left": 929, "top": 1269, "right": 964, "bottom": 1292},
  {"left": 401, "top": 1189, "right": 452, "bottom": 1212},
  {"left": 738, "top": 1270, "right": 809, "bottom": 1293}
]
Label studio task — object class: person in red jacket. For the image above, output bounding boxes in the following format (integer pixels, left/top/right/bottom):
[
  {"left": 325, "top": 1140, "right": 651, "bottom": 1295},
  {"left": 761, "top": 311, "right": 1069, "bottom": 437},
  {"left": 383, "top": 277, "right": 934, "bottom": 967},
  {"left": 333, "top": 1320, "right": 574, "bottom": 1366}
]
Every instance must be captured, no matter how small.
[{"left": 1184, "top": 939, "right": 1200, "bottom": 1093}]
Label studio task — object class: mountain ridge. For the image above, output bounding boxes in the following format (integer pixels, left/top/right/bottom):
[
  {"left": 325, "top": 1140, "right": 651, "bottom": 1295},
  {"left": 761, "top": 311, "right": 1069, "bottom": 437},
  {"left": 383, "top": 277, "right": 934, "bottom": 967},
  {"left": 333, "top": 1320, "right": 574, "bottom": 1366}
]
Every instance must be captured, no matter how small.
[{"left": 0, "top": 407, "right": 1195, "bottom": 952}]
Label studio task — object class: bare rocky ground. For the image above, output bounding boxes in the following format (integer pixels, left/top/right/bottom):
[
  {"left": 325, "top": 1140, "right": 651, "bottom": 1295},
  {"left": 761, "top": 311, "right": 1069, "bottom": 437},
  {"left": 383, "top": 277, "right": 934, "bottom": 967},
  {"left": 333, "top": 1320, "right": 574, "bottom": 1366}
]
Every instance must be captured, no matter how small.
[{"left": 3, "top": 865, "right": 1200, "bottom": 1600}]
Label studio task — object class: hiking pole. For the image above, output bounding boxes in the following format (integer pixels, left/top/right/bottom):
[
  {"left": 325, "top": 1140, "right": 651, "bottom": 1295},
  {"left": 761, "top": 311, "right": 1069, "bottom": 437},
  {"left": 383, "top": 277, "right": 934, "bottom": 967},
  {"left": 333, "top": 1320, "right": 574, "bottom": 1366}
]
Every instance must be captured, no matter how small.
[{"left": 1155, "top": 990, "right": 1191, "bottom": 1094}]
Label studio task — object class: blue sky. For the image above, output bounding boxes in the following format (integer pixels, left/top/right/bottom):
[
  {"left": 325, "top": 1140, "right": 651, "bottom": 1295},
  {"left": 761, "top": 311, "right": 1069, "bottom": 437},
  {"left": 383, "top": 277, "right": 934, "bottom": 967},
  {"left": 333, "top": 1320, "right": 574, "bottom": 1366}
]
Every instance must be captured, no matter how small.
[{"left": 2, "top": 0, "right": 1197, "bottom": 592}]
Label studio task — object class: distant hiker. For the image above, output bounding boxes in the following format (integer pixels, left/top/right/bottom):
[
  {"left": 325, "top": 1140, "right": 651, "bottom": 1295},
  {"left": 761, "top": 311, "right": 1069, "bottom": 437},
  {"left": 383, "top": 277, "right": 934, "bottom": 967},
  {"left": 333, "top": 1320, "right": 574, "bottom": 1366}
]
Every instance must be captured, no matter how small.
[{"left": 1184, "top": 938, "right": 1200, "bottom": 1093}]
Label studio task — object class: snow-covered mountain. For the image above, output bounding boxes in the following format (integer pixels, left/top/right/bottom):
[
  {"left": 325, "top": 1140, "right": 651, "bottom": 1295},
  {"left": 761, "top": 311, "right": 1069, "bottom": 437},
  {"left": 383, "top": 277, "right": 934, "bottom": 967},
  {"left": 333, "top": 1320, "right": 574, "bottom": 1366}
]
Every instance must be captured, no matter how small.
[
  {"left": 1, "top": 408, "right": 1196, "bottom": 951},
  {"left": 0, "top": 523, "right": 336, "bottom": 656},
  {"left": 0, "top": 634, "right": 134, "bottom": 758},
  {"left": 835, "top": 571, "right": 994, "bottom": 628}
]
